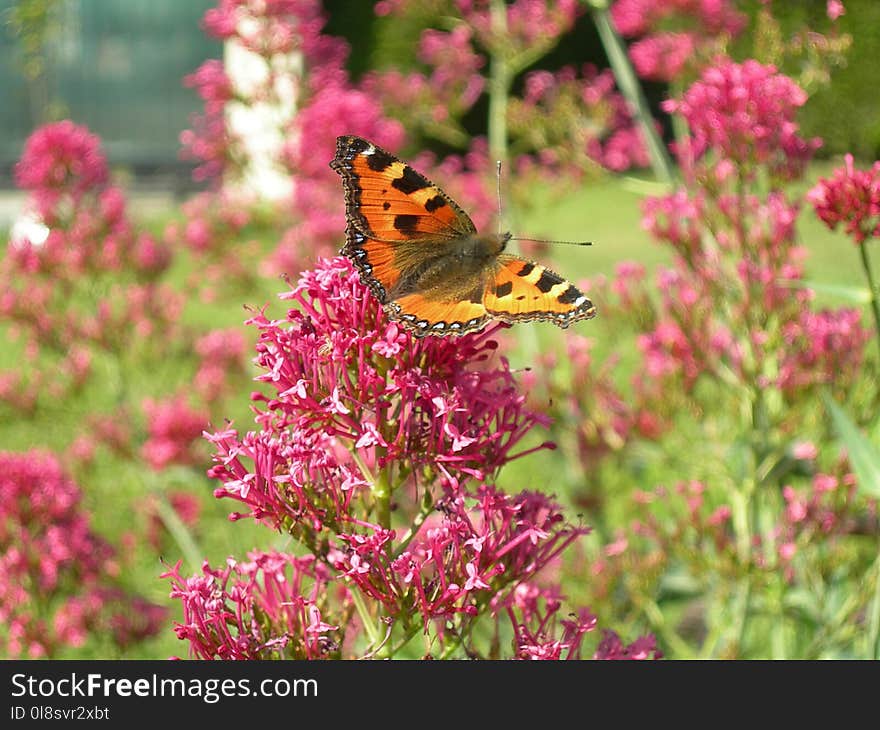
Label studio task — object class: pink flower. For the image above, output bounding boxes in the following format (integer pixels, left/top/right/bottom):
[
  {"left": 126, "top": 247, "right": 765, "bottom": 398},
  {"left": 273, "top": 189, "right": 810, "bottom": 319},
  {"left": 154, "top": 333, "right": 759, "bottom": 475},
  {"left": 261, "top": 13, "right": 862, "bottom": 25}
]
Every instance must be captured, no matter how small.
[
  {"left": 808, "top": 154, "right": 880, "bottom": 244},
  {"left": 335, "top": 487, "right": 589, "bottom": 628},
  {"left": 194, "top": 328, "right": 249, "bottom": 400},
  {"left": 164, "top": 551, "right": 340, "bottom": 659},
  {"left": 132, "top": 233, "right": 172, "bottom": 278},
  {"left": 0, "top": 450, "right": 164, "bottom": 657},
  {"left": 665, "top": 59, "right": 820, "bottom": 181},
  {"left": 612, "top": 0, "right": 745, "bottom": 84},
  {"left": 142, "top": 395, "right": 210, "bottom": 470},
  {"left": 642, "top": 190, "right": 704, "bottom": 257},
  {"left": 509, "top": 64, "right": 648, "bottom": 175},
  {"left": 792, "top": 441, "right": 818, "bottom": 461},
  {"left": 510, "top": 590, "right": 598, "bottom": 660},
  {"left": 206, "top": 257, "right": 555, "bottom": 538},
  {"left": 594, "top": 630, "right": 662, "bottom": 660},
  {"left": 629, "top": 32, "right": 696, "bottom": 82},
  {"left": 779, "top": 307, "right": 870, "bottom": 393},
  {"left": 184, "top": 59, "right": 234, "bottom": 115},
  {"left": 457, "top": 0, "right": 580, "bottom": 54},
  {"left": 15, "top": 121, "right": 108, "bottom": 217},
  {"left": 827, "top": 1, "right": 845, "bottom": 21},
  {"left": 638, "top": 320, "right": 700, "bottom": 384},
  {"left": 612, "top": 0, "right": 745, "bottom": 38}
]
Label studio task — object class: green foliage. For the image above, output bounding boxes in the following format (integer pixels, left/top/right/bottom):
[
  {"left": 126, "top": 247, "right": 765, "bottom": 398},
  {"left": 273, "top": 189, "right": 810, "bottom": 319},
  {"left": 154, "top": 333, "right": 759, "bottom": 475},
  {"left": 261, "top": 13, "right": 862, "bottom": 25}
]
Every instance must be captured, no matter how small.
[
  {"left": 736, "top": 0, "right": 880, "bottom": 158},
  {"left": 4, "top": 0, "right": 62, "bottom": 81}
]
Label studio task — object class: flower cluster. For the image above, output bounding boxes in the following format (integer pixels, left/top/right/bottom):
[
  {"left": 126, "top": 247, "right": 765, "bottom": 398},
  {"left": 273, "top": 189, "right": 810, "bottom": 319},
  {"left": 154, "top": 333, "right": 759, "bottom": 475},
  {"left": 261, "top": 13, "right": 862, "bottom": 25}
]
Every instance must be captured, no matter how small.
[
  {"left": 332, "top": 487, "right": 588, "bottom": 629},
  {"left": 525, "top": 55, "right": 875, "bottom": 658},
  {"left": 14, "top": 120, "right": 109, "bottom": 219},
  {"left": 206, "top": 257, "right": 549, "bottom": 535},
  {"left": 508, "top": 64, "right": 649, "bottom": 177},
  {"left": 594, "top": 455, "right": 870, "bottom": 626},
  {"left": 182, "top": 0, "right": 348, "bottom": 183},
  {"left": 778, "top": 307, "right": 870, "bottom": 395},
  {"left": 456, "top": 0, "right": 580, "bottom": 56},
  {"left": 194, "top": 328, "right": 250, "bottom": 400},
  {"left": 167, "top": 256, "right": 655, "bottom": 659},
  {"left": 525, "top": 328, "right": 664, "bottom": 496},
  {"left": 144, "top": 491, "right": 203, "bottom": 554},
  {"left": 611, "top": 0, "right": 745, "bottom": 83},
  {"left": 142, "top": 395, "right": 211, "bottom": 471},
  {"left": 635, "top": 61, "right": 866, "bottom": 409},
  {"left": 361, "top": 25, "right": 484, "bottom": 150},
  {"left": 163, "top": 190, "right": 262, "bottom": 300},
  {"left": 808, "top": 154, "right": 880, "bottom": 245},
  {"left": 181, "top": 58, "right": 240, "bottom": 182},
  {"left": 1, "top": 122, "right": 179, "bottom": 414},
  {"left": 0, "top": 450, "right": 165, "bottom": 657},
  {"left": 164, "top": 551, "right": 340, "bottom": 659},
  {"left": 665, "top": 60, "right": 821, "bottom": 184}
]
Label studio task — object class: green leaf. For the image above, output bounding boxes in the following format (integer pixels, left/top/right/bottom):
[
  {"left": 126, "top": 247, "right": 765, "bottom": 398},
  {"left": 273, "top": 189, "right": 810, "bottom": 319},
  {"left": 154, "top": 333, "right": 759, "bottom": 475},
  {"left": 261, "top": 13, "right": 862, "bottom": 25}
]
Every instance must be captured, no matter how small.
[
  {"left": 779, "top": 279, "right": 872, "bottom": 304},
  {"left": 589, "top": 4, "right": 676, "bottom": 184},
  {"left": 822, "top": 392, "right": 880, "bottom": 498}
]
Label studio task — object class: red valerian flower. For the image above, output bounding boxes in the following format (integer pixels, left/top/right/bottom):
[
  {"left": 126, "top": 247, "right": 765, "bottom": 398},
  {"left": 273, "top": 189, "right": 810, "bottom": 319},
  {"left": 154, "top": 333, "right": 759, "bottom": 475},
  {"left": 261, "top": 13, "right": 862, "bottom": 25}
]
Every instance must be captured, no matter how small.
[
  {"left": 163, "top": 551, "right": 341, "bottom": 659},
  {"left": 808, "top": 154, "right": 880, "bottom": 245},
  {"left": 664, "top": 59, "right": 820, "bottom": 183},
  {"left": 207, "top": 257, "right": 551, "bottom": 533},
  {"left": 0, "top": 450, "right": 164, "bottom": 657}
]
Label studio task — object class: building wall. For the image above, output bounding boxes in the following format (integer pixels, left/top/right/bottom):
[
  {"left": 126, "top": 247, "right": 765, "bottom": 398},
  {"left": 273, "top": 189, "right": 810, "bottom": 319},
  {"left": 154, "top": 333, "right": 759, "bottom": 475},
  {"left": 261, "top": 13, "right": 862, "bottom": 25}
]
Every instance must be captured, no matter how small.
[{"left": 0, "top": 0, "right": 221, "bottom": 182}]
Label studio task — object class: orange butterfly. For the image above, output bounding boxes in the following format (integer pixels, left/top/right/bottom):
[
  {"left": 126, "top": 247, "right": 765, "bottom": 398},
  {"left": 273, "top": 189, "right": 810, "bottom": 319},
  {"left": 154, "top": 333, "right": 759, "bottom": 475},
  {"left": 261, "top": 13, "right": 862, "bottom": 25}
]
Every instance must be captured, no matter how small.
[{"left": 330, "top": 135, "right": 597, "bottom": 337}]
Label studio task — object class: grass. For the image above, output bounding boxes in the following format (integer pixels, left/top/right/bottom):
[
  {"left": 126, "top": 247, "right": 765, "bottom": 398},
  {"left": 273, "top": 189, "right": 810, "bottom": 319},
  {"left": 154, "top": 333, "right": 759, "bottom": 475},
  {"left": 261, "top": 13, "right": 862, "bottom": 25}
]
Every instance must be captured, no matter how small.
[{"left": 0, "top": 160, "right": 871, "bottom": 658}]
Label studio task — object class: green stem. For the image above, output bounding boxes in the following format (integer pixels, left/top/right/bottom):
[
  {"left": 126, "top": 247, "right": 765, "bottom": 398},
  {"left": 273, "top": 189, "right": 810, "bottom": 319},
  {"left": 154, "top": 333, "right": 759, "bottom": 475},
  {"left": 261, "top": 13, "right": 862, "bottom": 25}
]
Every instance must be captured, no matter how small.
[
  {"left": 731, "top": 577, "right": 752, "bottom": 658},
  {"left": 373, "top": 470, "right": 392, "bottom": 530},
  {"left": 151, "top": 479, "right": 203, "bottom": 572},
  {"left": 386, "top": 626, "right": 422, "bottom": 658},
  {"left": 858, "top": 242, "right": 880, "bottom": 363},
  {"left": 669, "top": 79, "right": 689, "bottom": 151},
  {"left": 866, "top": 551, "right": 880, "bottom": 659},
  {"left": 349, "top": 586, "right": 382, "bottom": 652},
  {"left": 588, "top": 1, "right": 676, "bottom": 185},
  {"left": 635, "top": 594, "right": 695, "bottom": 658},
  {"left": 487, "top": 0, "right": 511, "bottom": 167},
  {"left": 394, "top": 488, "right": 434, "bottom": 557}
]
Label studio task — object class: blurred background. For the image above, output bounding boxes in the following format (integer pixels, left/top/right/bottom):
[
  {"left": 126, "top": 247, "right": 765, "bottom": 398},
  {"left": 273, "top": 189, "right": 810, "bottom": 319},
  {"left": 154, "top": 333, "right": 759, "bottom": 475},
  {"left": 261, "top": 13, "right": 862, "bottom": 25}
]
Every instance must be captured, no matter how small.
[
  {"left": 2, "top": 0, "right": 880, "bottom": 660},
  {"left": 4, "top": 1, "right": 879, "bottom": 189}
]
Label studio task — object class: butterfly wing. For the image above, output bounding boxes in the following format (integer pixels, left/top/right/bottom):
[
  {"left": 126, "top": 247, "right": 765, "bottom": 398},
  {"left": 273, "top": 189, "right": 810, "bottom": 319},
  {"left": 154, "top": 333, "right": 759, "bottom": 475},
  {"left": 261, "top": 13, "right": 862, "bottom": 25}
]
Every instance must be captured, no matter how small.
[
  {"left": 482, "top": 254, "right": 597, "bottom": 327},
  {"left": 386, "top": 294, "right": 490, "bottom": 337},
  {"left": 330, "top": 135, "right": 477, "bottom": 305}
]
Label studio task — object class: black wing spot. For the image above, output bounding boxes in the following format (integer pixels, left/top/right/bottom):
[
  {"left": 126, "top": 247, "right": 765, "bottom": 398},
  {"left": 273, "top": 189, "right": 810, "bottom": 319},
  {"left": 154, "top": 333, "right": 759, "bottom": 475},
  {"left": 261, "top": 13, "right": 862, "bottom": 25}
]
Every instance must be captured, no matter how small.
[
  {"left": 392, "top": 166, "right": 429, "bottom": 195},
  {"left": 494, "top": 281, "right": 513, "bottom": 298},
  {"left": 393, "top": 214, "right": 419, "bottom": 233},
  {"left": 558, "top": 286, "right": 583, "bottom": 305},
  {"left": 367, "top": 149, "right": 395, "bottom": 172},
  {"left": 382, "top": 201, "right": 391, "bottom": 210},
  {"left": 424, "top": 195, "right": 446, "bottom": 213},
  {"left": 518, "top": 262, "right": 535, "bottom": 278},
  {"left": 516, "top": 295, "right": 526, "bottom": 301},
  {"left": 536, "top": 270, "right": 563, "bottom": 293}
]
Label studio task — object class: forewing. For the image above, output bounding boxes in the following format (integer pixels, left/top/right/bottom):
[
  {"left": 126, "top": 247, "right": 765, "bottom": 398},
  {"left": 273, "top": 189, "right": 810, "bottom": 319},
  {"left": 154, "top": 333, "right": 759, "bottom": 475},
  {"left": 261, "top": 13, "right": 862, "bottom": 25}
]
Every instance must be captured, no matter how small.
[{"left": 330, "top": 135, "right": 476, "bottom": 242}]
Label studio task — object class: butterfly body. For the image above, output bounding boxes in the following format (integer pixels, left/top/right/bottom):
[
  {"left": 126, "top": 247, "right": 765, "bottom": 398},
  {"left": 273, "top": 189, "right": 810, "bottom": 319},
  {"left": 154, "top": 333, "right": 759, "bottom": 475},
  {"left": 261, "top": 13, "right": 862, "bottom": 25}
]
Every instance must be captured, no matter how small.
[{"left": 331, "top": 135, "right": 596, "bottom": 337}]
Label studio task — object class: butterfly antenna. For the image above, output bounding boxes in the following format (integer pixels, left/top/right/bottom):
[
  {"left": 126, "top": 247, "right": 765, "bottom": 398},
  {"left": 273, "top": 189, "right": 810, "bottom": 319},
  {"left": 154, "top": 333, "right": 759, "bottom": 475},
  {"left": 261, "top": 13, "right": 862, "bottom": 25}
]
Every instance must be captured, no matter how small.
[
  {"left": 497, "top": 159, "right": 593, "bottom": 247},
  {"left": 496, "top": 160, "right": 503, "bottom": 236},
  {"left": 511, "top": 237, "right": 593, "bottom": 247}
]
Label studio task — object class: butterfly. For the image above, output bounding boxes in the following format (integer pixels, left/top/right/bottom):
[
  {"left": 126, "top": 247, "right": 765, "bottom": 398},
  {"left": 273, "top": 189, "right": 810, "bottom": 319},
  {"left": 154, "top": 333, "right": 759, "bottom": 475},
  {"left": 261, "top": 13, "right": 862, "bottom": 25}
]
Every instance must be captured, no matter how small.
[{"left": 330, "top": 135, "right": 596, "bottom": 337}]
